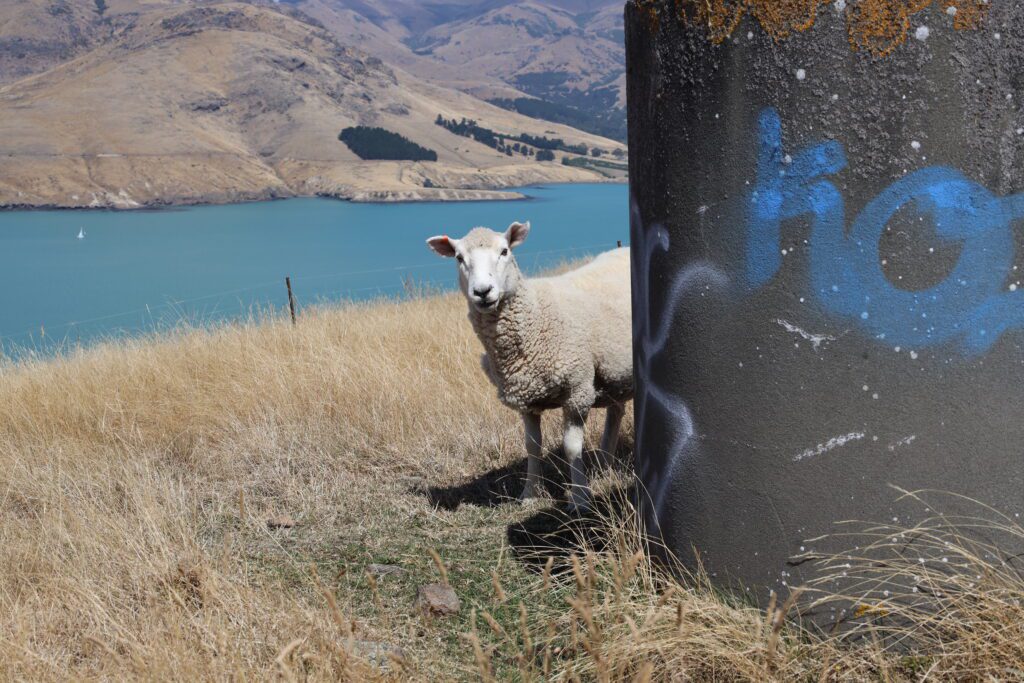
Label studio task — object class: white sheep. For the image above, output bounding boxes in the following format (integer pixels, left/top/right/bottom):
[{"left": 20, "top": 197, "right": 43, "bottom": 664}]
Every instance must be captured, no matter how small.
[{"left": 427, "top": 222, "right": 632, "bottom": 511}]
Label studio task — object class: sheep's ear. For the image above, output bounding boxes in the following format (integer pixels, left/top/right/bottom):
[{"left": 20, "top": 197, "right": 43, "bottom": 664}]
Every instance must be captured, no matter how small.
[
  {"left": 426, "top": 235, "right": 457, "bottom": 257},
  {"left": 506, "top": 221, "right": 530, "bottom": 249}
]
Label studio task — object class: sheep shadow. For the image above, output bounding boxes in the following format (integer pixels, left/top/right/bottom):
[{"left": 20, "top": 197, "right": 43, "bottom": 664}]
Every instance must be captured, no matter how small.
[
  {"left": 505, "top": 482, "right": 640, "bottom": 573},
  {"left": 423, "top": 456, "right": 564, "bottom": 510},
  {"left": 423, "top": 437, "right": 634, "bottom": 512}
]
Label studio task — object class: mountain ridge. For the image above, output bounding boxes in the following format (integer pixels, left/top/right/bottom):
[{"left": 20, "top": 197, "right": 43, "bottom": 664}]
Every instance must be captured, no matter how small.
[
  {"left": 284, "top": 0, "right": 627, "bottom": 140},
  {"left": 0, "top": 2, "right": 625, "bottom": 209}
]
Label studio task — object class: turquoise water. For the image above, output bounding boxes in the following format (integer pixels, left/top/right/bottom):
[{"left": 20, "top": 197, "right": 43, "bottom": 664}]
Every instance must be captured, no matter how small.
[{"left": 0, "top": 184, "right": 628, "bottom": 354}]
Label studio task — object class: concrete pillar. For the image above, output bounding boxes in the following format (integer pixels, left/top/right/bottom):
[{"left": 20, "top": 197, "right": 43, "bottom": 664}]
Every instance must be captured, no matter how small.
[{"left": 626, "top": 1, "right": 1024, "bottom": 596}]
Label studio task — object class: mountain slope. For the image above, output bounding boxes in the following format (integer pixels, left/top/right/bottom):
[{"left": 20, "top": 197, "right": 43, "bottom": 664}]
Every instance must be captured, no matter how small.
[
  {"left": 414, "top": 2, "right": 626, "bottom": 139},
  {"left": 277, "top": 0, "right": 522, "bottom": 97},
  {"left": 288, "top": 0, "right": 627, "bottom": 141},
  {"left": 0, "top": 0, "right": 105, "bottom": 83},
  {"left": 0, "top": 3, "right": 624, "bottom": 208}
]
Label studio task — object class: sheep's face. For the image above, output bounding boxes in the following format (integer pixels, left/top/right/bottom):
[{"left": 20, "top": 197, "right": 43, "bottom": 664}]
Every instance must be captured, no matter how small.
[{"left": 426, "top": 222, "right": 530, "bottom": 313}]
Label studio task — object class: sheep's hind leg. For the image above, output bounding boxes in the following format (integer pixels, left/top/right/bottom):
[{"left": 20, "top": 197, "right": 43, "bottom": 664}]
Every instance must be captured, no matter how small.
[
  {"left": 563, "top": 407, "right": 592, "bottom": 513},
  {"left": 594, "top": 403, "right": 625, "bottom": 469},
  {"left": 519, "top": 412, "right": 543, "bottom": 503}
]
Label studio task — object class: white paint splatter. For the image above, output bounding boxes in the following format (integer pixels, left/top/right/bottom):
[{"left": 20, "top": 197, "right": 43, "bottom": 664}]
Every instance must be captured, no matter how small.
[
  {"left": 888, "top": 435, "right": 917, "bottom": 452},
  {"left": 775, "top": 319, "right": 837, "bottom": 350},
  {"left": 915, "top": 26, "right": 930, "bottom": 41},
  {"left": 911, "top": 140, "right": 921, "bottom": 150},
  {"left": 793, "top": 432, "right": 866, "bottom": 462},
  {"left": 834, "top": 0, "right": 846, "bottom": 11},
  {"left": 946, "top": 5, "right": 957, "bottom": 15},
  {"left": 796, "top": 68, "right": 806, "bottom": 81},
  {"left": 631, "top": 198, "right": 730, "bottom": 520}
]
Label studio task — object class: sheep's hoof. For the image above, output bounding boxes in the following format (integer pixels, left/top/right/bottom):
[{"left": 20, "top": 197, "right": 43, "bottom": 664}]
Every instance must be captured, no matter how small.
[
  {"left": 518, "top": 488, "right": 542, "bottom": 505},
  {"left": 565, "top": 496, "right": 593, "bottom": 516}
]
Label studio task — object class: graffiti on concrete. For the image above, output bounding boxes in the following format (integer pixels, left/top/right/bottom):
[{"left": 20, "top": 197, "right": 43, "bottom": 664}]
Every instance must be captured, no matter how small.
[
  {"left": 746, "top": 107, "right": 1024, "bottom": 355},
  {"left": 631, "top": 198, "right": 728, "bottom": 517},
  {"left": 633, "top": 107, "right": 1024, "bottom": 525}
]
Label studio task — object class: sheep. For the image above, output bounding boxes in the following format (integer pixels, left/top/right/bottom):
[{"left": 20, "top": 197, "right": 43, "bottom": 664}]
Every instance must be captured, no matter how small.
[{"left": 426, "top": 221, "right": 633, "bottom": 511}]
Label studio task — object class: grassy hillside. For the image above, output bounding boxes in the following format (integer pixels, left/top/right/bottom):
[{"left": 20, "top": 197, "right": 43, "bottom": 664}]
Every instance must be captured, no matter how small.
[{"left": 1, "top": 291, "right": 1022, "bottom": 679}]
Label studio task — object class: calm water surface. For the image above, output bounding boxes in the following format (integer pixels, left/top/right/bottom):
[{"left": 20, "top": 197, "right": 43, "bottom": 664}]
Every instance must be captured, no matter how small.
[{"left": 0, "top": 184, "right": 628, "bottom": 354}]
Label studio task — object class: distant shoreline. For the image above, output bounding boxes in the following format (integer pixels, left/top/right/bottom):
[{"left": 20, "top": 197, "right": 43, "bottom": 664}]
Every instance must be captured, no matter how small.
[{"left": 0, "top": 178, "right": 627, "bottom": 213}]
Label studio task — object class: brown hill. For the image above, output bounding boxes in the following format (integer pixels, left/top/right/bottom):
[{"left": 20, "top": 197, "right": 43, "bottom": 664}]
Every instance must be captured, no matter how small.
[
  {"left": 285, "top": 0, "right": 627, "bottom": 140},
  {"left": 0, "top": 0, "right": 105, "bottom": 83},
  {"left": 414, "top": 2, "right": 622, "bottom": 96},
  {"left": 0, "top": 3, "right": 624, "bottom": 209}
]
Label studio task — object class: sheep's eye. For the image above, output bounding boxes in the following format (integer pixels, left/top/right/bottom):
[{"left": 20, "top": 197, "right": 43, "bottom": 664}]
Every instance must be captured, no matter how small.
[
  {"left": 455, "top": 254, "right": 464, "bottom": 264},
  {"left": 500, "top": 248, "right": 509, "bottom": 257}
]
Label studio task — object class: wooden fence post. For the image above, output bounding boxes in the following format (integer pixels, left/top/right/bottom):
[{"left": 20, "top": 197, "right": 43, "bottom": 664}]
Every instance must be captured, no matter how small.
[{"left": 285, "top": 277, "right": 297, "bottom": 325}]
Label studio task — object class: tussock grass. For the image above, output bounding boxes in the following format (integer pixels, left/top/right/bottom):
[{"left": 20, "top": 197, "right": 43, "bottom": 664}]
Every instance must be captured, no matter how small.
[
  {"left": 1, "top": 291, "right": 1022, "bottom": 680},
  {"left": 472, "top": 491, "right": 1024, "bottom": 682},
  {"left": 805, "top": 490, "right": 1024, "bottom": 680}
]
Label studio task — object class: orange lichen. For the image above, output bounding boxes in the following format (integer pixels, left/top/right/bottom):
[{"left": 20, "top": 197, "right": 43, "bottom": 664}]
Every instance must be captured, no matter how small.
[
  {"left": 749, "top": 0, "right": 821, "bottom": 40},
  {"left": 853, "top": 601, "right": 891, "bottom": 618},
  {"left": 636, "top": 0, "right": 989, "bottom": 56},
  {"left": 948, "top": 0, "right": 990, "bottom": 30},
  {"left": 847, "top": 0, "right": 988, "bottom": 56},
  {"left": 640, "top": 0, "right": 662, "bottom": 33},
  {"left": 847, "top": 0, "right": 930, "bottom": 57}
]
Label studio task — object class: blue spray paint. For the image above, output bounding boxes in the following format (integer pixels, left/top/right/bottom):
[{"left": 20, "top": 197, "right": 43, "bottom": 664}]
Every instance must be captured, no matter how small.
[{"left": 746, "top": 108, "right": 1024, "bottom": 354}]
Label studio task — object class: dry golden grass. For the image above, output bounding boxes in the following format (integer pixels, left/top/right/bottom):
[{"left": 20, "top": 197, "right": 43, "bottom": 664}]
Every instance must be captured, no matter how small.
[
  {"left": 1, "top": 291, "right": 1022, "bottom": 681},
  {"left": 475, "top": 493, "right": 1024, "bottom": 682},
  {"left": 0, "top": 293, "right": 522, "bottom": 679}
]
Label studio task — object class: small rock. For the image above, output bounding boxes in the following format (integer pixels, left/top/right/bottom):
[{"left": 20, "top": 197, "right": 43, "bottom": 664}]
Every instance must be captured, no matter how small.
[
  {"left": 367, "top": 564, "right": 405, "bottom": 577},
  {"left": 415, "top": 583, "right": 461, "bottom": 617},
  {"left": 351, "top": 640, "right": 405, "bottom": 670},
  {"left": 267, "top": 514, "right": 295, "bottom": 529}
]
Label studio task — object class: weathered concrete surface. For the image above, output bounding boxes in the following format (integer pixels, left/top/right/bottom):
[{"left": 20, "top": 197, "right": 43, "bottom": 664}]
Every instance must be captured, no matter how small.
[{"left": 626, "top": 1, "right": 1024, "bottom": 599}]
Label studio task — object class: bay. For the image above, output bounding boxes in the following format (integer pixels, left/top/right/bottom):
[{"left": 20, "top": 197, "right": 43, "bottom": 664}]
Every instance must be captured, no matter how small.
[{"left": 0, "top": 183, "right": 629, "bottom": 355}]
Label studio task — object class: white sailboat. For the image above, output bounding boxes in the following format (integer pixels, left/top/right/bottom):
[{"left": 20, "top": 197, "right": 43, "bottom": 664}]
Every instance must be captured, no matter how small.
[{"left": 77, "top": 227, "right": 85, "bottom": 240}]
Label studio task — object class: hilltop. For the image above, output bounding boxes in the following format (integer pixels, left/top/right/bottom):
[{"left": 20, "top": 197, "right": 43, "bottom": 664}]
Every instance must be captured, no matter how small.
[{"left": 0, "top": 2, "right": 625, "bottom": 209}]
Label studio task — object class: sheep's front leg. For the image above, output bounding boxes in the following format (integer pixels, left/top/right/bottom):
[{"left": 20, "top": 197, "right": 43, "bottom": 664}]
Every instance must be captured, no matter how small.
[
  {"left": 519, "top": 412, "right": 543, "bottom": 503},
  {"left": 563, "top": 407, "right": 591, "bottom": 512}
]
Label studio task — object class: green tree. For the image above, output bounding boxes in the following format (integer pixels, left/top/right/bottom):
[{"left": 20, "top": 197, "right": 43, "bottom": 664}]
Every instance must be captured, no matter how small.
[{"left": 338, "top": 127, "right": 437, "bottom": 162}]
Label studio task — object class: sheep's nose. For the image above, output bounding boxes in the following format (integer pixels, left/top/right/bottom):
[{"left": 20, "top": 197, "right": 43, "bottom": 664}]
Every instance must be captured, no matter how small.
[{"left": 473, "top": 285, "right": 493, "bottom": 299}]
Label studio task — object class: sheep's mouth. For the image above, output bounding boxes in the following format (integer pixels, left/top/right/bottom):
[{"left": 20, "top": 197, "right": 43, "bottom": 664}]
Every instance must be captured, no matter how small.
[{"left": 474, "top": 298, "right": 498, "bottom": 312}]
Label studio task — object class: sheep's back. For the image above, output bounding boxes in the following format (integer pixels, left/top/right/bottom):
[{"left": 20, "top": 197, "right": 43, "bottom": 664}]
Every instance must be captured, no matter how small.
[{"left": 533, "top": 248, "right": 633, "bottom": 400}]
